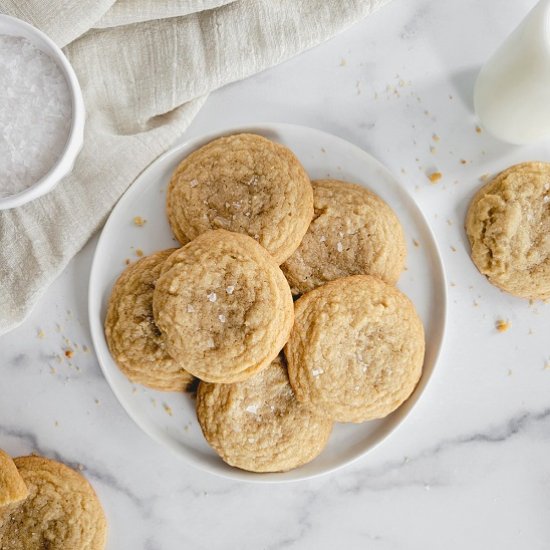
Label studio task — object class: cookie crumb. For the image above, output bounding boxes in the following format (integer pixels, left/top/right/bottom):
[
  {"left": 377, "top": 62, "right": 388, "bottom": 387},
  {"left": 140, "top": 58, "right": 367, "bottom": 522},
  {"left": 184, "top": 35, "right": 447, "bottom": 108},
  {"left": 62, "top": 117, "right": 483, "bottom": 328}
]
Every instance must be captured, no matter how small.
[
  {"left": 124, "top": 258, "right": 131, "bottom": 265},
  {"left": 496, "top": 319, "right": 511, "bottom": 333},
  {"left": 460, "top": 159, "right": 468, "bottom": 165},
  {"left": 135, "top": 248, "right": 144, "bottom": 257},
  {"left": 133, "top": 216, "right": 146, "bottom": 227},
  {"left": 64, "top": 349, "right": 74, "bottom": 359},
  {"left": 37, "top": 328, "right": 45, "bottom": 339},
  {"left": 412, "top": 239, "right": 420, "bottom": 247},
  {"left": 544, "top": 362, "right": 550, "bottom": 371},
  {"left": 432, "top": 133, "right": 440, "bottom": 142},
  {"left": 475, "top": 126, "right": 482, "bottom": 134},
  {"left": 207, "top": 292, "right": 217, "bottom": 302},
  {"left": 226, "top": 285, "right": 235, "bottom": 295},
  {"left": 428, "top": 171, "right": 442, "bottom": 183},
  {"left": 340, "top": 58, "right": 347, "bottom": 66},
  {"left": 450, "top": 246, "right": 457, "bottom": 252},
  {"left": 163, "top": 403, "right": 173, "bottom": 416}
]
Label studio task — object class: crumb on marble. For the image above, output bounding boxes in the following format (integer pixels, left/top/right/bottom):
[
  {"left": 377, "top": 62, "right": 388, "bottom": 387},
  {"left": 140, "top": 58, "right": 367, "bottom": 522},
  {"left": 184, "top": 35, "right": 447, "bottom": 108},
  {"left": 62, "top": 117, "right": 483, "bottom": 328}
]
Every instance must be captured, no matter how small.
[
  {"left": 496, "top": 319, "right": 511, "bottom": 333},
  {"left": 428, "top": 171, "right": 442, "bottom": 184},
  {"left": 124, "top": 258, "right": 131, "bottom": 265},
  {"left": 432, "top": 133, "right": 440, "bottom": 142},
  {"left": 163, "top": 403, "right": 173, "bottom": 416},
  {"left": 460, "top": 159, "right": 468, "bottom": 165},
  {"left": 135, "top": 248, "right": 144, "bottom": 257},
  {"left": 475, "top": 126, "right": 482, "bottom": 134},
  {"left": 412, "top": 239, "right": 420, "bottom": 248},
  {"left": 339, "top": 58, "right": 347, "bottom": 66},
  {"left": 64, "top": 349, "right": 74, "bottom": 359},
  {"left": 37, "top": 328, "right": 45, "bottom": 339},
  {"left": 450, "top": 246, "right": 457, "bottom": 252},
  {"left": 133, "top": 216, "right": 146, "bottom": 227}
]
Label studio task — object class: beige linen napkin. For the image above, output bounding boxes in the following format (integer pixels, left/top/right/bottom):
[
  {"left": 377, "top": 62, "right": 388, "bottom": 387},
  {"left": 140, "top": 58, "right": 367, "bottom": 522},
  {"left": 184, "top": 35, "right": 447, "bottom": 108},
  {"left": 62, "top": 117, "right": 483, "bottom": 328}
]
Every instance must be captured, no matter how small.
[{"left": 0, "top": 0, "right": 391, "bottom": 334}]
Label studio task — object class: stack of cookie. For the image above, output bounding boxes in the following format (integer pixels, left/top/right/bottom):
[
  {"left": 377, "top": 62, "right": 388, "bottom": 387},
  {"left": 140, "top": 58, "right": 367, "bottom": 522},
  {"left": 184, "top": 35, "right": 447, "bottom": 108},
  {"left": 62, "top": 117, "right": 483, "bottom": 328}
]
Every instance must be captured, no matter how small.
[
  {"left": 105, "top": 133, "right": 425, "bottom": 473},
  {"left": 0, "top": 449, "right": 107, "bottom": 549}
]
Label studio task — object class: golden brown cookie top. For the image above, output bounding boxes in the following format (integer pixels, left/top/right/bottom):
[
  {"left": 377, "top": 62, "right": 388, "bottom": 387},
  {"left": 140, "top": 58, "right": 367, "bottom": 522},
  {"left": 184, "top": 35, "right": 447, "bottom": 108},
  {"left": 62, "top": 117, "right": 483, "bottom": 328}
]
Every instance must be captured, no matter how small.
[
  {"left": 285, "top": 275, "right": 425, "bottom": 423},
  {"left": 0, "top": 450, "right": 27, "bottom": 508},
  {"left": 466, "top": 162, "right": 550, "bottom": 301},
  {"left": 0, "top": 456, "right": 107, "bottom": 550},
  {"left": 196, "top": 355, "right": 333, "bottom": 473},
  {"left": 153, "top": 230, "right": 294, "bottom": 383},
  {"left": 104, "top": 249, "right": 194, "bottom": 392},
  {"left": 166, "top": 133, "right": 313, "bottom": 264},
  {"left": 282, "top": 179, "right": 406, "bottom": 294}
]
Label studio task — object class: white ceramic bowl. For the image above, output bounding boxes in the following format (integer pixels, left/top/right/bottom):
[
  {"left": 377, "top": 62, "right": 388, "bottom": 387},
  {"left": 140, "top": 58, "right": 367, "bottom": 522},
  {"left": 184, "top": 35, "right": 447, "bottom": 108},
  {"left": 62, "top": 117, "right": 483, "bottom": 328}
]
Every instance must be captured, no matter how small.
[{"left": 0, "top": 14, "right": 85, "bottom": 210}]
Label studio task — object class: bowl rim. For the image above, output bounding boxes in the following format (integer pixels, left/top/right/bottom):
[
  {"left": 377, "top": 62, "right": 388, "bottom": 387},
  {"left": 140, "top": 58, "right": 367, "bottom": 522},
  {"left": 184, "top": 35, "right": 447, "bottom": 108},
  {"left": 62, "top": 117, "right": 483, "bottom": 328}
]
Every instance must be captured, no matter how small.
[{"left": 0, "top": 14, "right": 85, "bottom": 210}]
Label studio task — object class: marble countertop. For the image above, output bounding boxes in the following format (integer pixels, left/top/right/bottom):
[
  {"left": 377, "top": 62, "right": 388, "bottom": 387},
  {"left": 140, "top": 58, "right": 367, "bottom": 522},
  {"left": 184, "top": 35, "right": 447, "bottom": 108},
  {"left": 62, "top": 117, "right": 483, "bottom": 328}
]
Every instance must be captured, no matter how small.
[{"left": 2, "top": 0, "right": 550, "bottom": 548}]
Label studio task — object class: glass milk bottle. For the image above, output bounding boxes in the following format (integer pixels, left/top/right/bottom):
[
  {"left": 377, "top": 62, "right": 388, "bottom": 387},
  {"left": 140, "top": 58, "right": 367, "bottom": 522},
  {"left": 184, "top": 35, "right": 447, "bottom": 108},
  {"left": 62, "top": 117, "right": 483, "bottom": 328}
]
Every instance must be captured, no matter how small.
[{"left": 475, "top": 0, "right": 550, "bottom": 144}]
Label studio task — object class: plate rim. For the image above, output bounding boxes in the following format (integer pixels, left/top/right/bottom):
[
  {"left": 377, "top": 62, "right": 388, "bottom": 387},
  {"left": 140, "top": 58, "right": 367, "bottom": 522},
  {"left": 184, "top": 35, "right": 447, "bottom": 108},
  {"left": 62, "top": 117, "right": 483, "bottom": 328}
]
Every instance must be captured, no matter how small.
[{"left": 88, "top": 122, "right": 447, "bottom": 484}]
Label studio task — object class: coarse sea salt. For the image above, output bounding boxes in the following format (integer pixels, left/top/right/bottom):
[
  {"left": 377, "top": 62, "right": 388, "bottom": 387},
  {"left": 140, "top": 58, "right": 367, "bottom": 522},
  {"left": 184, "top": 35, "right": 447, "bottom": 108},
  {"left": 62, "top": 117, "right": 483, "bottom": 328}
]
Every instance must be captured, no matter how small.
[{"left": 0, "top": 34, "right": 72, "bottom": 198}]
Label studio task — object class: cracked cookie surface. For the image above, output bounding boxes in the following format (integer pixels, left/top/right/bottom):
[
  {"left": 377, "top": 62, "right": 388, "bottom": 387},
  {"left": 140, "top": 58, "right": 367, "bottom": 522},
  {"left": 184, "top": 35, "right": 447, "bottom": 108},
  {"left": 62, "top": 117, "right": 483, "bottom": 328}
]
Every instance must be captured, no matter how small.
[
  {"left": 466, "top": 162, "right": 550, "bottom": 300},
  {"left": 153, "top": 230, "right": 294, "bottom": 383},
  {"left": 282, "top": 179, "right": 406, "bottom": 294},
  {"left": 285, "top": 275, "right": 425, "bottom": 423},
  {"left": 105, "top": 249, "right": 194, "bottom": 392},
  {"left": 166, "top": 133, "right": 313, "bottom": 264},
  {"left": 196, "top": 355, "right": 333, "bottom": 472},
  {"left": 0, "top": 456, "right": 106, "bottom": 550}
]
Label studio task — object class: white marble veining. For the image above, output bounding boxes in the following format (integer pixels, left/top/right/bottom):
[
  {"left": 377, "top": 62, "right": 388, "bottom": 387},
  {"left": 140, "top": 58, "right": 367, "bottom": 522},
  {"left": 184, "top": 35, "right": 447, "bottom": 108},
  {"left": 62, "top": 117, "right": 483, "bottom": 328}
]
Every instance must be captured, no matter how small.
[{"left": 2, "top": 0, "right": 550, "bottom": 548}]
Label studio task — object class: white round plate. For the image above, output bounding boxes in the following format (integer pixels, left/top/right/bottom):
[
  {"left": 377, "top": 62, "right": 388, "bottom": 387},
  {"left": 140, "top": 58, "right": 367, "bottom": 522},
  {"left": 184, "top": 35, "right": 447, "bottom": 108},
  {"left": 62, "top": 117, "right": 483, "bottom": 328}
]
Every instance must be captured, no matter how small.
[{"left": 89, "top": 123, "right": 446, "bottom": 483}]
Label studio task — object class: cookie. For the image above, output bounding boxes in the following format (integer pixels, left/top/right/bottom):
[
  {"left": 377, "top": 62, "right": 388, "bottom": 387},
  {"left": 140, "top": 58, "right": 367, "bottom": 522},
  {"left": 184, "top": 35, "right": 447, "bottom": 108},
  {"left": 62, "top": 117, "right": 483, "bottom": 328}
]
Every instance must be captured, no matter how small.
[
  {"left": 166, "top": 133, "right": 313, "bottom": 264},
  {"left": 196, "top": 355, "right": 333, "bottom": 472},
  {"left": 0, "top": 456, "right": 107, "bottom": 550},
  {"left": 105, "top": 249, "right": 194, "bottom": 392},
  {"left": 0, "top": 450, "right": 27, "bottom": 509},
  {"left": 285, "top": 275, "right": 425, "bottom": 423},
  {"left": 282, "top": 179, "right": 406, "bottom": 294},
  {"left": 466, "top": 162, "right": 550, "bottom": 301},
  {"left": 153, "top": 230, "right": 294, "bottom": 383}
]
